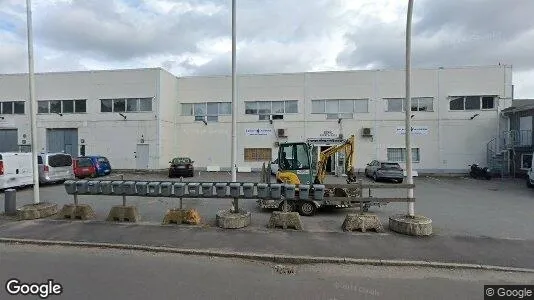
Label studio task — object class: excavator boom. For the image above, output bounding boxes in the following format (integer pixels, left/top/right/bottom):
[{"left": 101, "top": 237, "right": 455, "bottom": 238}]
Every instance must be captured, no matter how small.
[{"left": 314, "top": 135, "right": 357, "bottom": 184}]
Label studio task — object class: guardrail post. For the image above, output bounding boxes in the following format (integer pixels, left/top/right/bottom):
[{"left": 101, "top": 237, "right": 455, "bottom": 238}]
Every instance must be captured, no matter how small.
[
  {"left": 179, "top": 177, "right": 183, "bottom": 209},
  {"left": 121, "top": 174, "right": 126, "bottom": 207}
]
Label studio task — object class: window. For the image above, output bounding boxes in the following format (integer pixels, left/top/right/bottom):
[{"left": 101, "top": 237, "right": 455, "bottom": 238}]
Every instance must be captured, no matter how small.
[
  {"left": 244, "top": 148, "right": 272, "bottom": 162},
  {"left": 521, "top": 154, "right": 532, "bottom": 170},
  {"left": 48, "top": 154, "right": 72, "bottom": 167},
  {"left": 386, "top": 98, "right": 433, "bottom": 112},
  {"left": 245, "top": 100, "right": 298, "bottom": 116},
  {"left": 387, "top": 148, "right": 420, "bottom": 163},
  {"left": 38, "top": 100, "right": 86, "bottom": 114},
  {"left": 0, "top": 101, "right": 25, "bottom": 114},
  {"left": 100, "top": 98, "right": 153, "bottom": 112},
  {"left": 312, "top": 99, "right": 368, "bottom": 117},
  {"left": 75, "top": 100, "right": 86, "bottom": 113},
  {"left": 101, "top": 99, "right": 112, "bottom": 112},
  {"left": 449, "top": 96, "right": 496, "bottom": 111},
  {"left": 181, "top": 102, "right": 232, "bottom": 122}
]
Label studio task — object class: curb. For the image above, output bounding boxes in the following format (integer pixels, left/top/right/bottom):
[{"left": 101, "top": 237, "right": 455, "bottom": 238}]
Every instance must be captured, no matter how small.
[{"left": 1, "top": 238, "right": 533, "bottom": 273}]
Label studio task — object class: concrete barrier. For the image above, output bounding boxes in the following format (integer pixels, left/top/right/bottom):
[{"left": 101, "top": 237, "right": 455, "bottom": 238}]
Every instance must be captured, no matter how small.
[
  {"left": 59, "top": 204, "right": 96, "bottom": 220},
  {"left": 343, "top": 213, "right": 384, "bottom": 233},
  {"left": 17, "top": 202, "right": 59, "bottom": 220},
  {"left": 268, "top": 211, "right": 303, "bottom": 230},
  {"left": 106, "top": 206, "right": 139, "bottom": 223}
]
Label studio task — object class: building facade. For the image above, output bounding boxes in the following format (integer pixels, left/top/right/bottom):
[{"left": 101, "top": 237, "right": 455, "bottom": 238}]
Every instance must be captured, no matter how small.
[{"left": 0, "top": 65, "right": 513, "bottom": 174}]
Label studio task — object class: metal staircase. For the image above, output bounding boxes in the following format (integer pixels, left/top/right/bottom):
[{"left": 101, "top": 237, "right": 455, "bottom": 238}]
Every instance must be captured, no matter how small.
[{"left": 486, "top": 130, "right": 518, "bottom": 178}]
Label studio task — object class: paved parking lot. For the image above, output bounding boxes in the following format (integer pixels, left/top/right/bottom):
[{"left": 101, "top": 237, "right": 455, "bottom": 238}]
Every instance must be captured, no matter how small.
[{"left": 2, "top": 171, "right": 533, "bottom": 240}]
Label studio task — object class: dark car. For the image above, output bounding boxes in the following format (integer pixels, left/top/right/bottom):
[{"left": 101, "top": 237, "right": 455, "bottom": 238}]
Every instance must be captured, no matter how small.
[
  {"left": 364, "top": 160, "right": 404, "bottom": 183},
  {"left": 168, "top": 157, "right": 194, "bottom": 178}
]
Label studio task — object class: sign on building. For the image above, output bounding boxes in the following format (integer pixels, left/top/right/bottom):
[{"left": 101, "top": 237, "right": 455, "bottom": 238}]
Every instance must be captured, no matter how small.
[
  {"left": 245, "top": 128, "right": 273, "bottom": 136},
  {"left": 396, "top": 126, "right": 429, "bottom": 135}
]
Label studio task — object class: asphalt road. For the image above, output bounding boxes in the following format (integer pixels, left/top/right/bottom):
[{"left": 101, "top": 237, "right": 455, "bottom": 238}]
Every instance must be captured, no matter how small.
[
  {"left": 1, "top": 243, "right": 533, "bottom": 300},
  {"left": 2, "top": 172, "right": 534, "bottom": 240}
]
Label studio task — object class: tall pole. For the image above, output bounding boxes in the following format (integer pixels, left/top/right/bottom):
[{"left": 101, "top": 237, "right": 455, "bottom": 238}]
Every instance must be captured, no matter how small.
[
  {"left": 230, "top": 0, "right": 237, "bottom": 182},
  {"left": 405, "top": 0, "right": 414, "bottom": 217},
  {"left": 26, "top": 0, "right": 40, "bottom": 204}
]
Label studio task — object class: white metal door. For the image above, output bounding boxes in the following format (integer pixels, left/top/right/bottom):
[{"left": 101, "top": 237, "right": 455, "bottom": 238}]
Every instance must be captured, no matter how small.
[
  {"left": 519, "top": 116, "right": 532, "bottom": 146},
  {"left": 136, "top": 144, "right": 149, "bottom": 169}
]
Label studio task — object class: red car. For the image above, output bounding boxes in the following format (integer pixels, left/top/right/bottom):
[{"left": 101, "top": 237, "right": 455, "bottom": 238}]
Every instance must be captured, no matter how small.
[{"left": 73, "top": 157, "right": 97, "bottom": 179}]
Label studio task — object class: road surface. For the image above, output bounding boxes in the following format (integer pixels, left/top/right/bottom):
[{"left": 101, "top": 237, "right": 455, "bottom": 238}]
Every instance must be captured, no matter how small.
[{"left": 1, "top": 243, "right": 532, "bottom": 300}]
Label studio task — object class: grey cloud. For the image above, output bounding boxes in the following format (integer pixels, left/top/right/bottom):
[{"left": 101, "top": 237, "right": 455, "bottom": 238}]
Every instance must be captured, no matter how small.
[{"left": 338, "top": 0, "right": 534, "bottom": 71}]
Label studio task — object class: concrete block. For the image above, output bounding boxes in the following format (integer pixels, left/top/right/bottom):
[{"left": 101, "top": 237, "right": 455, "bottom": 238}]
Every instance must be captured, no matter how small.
[
  {"left": 216, "top": 209, "right": 251, "bottom": 229},
  {"left": 17, "top": 202, "right": 58, "bottom": 220},
  {"left": 268, "top": 211, "right": 303, "bottom": 230},
  {"left": 342, "top": 213, "right": 384, "bottom": 233},
  {"left": 162, "top": 208, "right": 202, "bottom": 225},
  {"left": 238, "top": 166, "right": 252, "bottom": 173},
  {"left": 58, "top": 204, "right": 95, "bottom": 220},
  {"left": 106, "top": 205, "right": 139, "bottom": 223},
  {"left": 389, "top": 214, "right": 432, "bottom": 236}
]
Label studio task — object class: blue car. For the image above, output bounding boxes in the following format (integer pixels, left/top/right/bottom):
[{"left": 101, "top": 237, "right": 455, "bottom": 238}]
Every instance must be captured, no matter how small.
[{"left": 79, "top": 156, "right": 112, "bottom": 177}]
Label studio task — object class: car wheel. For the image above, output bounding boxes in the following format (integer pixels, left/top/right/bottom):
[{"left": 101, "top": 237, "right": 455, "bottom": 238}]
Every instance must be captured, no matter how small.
[
  {"left": 372, "top": 173, "right": 378, "bottom": 182},
  {"left": 397, "top": 178, "right": 403, "bottom": 183},
  {"left": 278, "top": 201, "right": 293, "bottom": 212},
  {"left": 299, "top": 201, "right": 317, "bottom": 216},
  {"left": 527, "top": 180, "right": 534, "bottom": 188}
]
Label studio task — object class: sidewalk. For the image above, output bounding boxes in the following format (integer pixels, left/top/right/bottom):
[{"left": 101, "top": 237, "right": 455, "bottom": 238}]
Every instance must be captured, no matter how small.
[{"left": 0, "top": 219, "right": 532, "bottom": 269}]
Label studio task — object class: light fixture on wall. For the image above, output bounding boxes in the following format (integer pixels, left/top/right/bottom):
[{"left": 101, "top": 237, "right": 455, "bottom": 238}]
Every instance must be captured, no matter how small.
[
  {"left": 0, "top": 116, "right": 4, "bottom": 120},
  {"left": 140, "top": 134, "right": 145, "bottom": 144},
  {"left": 56, "top": 113, "right": 63, "bottom": 116},
  {"left": 119, "top": 113, "right": 127, "bottom": 120},
  {"left": 338, "top": 118, "right": 342, "bottom": 124},
  {"left": 470, "top": 113, "right": 479, "bottom": 120},
  {"left": 411, "top": 114, "right": 415, "bottom": 119}
]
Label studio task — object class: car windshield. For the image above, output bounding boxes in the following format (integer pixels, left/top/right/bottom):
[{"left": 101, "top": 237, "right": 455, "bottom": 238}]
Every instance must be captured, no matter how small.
[
  {"left": 97, "top": 157, "right": 109, "bottom": 164},
  {"left": 48, "top": 154, "right": 72, "bottom": 167},
  {"left": 381, "top": 163, "right": 401, "bottom": 169},
  {"left": 78, "top": 158, "right": 93, "bottom": 167},
  {"left": 172, "top": 158, "right": 191, "bottom": 164}
]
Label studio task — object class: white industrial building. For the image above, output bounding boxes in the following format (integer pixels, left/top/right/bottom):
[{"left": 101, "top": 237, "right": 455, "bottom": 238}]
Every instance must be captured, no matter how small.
[{"left": 0, "top": 65, "right": 513, "bottom": 174}]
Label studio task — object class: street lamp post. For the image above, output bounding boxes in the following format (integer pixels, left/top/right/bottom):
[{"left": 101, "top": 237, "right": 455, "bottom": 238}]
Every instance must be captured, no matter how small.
[
  {"left": 405, "top": 0, "right": 414, "bottom": 217},
  {"left": 231, "top": 0, "right": 238, "bottom": 183},
  {"left": 26, "top": 0, "right": 40, "bottom": 204}
]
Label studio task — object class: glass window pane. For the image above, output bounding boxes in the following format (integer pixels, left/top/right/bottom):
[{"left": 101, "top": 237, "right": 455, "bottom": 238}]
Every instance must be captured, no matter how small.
[
  {"left": 259, "top": 114, "right": 270, "bottom": 120},
  {"left": 295, "top": 144, "right": 310, "bottom": 169},
  {"left": 113, "top": 99, "right": 126, "bottom": 112},
  {"left": 413, "top": 148, "right": 420, "bottom": 162},
  {"left": 14, "top": 101, "right": 25, "bottom": 114},
  {"left": 339, "top": 100, "right": 353, "bottom": 113},
  {"left": 181, "top": 103, "right": 193, "bottom": 116},
  {"left": 194, "top": 103, "right": 206, "bottom": 116},
  {"left": 465, "top": 96, "right": 480, "bottom": 110},
  {"left": 207, "top": 102, "right": 218, "bottom": 115},
  {"left": 409, "top": 98, "right": 418, "bottom": 111},
  {"left": 326, "top": 113, "right": 339, "bottom": 119},
  {"left": 62, "top": 100, "right": 74, "bottom": 113},
  {"left": 416, "top": 97, "right": 433, "bottom": 111},
  {"left": 206, "top": 115, "right": 218, "bottom": 122},
  {"left": 1, "top": 102, "right": 13, "bottom": 114},
  {"left": 339, "top": 113, "right": 353, "bottom": 119},
  {"left": 285, "top": 100, "right": 298, "bottom": 113},
  {"left": 245, "top": 101, "right": 257, "bottom": 114},
  {"left": 257, "top": 101, "right": 271, "bottom": 115},
  {"left": 450, "top": 97, "right": 464, "bottom": 110},
  {"left": 312, "top": 100, "right": 324, "bottom": 113},
  {"left": 272, "top": 101, "right": 284, "bottom": 114},
  {"left": 127, "top": 99, "right": 139, "bottom": 112},
  {"left": 75, "top": 100, "right": 86, "bottom": 113},
  {"left": 38, "top": 101, "right": 49, "bottom": 113},
  {"left": 50, "top": 100, "right": 61, "bottom": 113},
  {"left": 194, "top": 115, "right": 205, "bottom": 121},
  {"left": 387, "top": 99, "right": 402, "bottom": 112},
  {"left": 482, "top": 96, "right": 494, "bottom": 109},
  {"left": 325, "top": 100, "right": 339, "bottom": 113},
  {"left": 139, "top": 98, "right": 152, "bottom": 111},
  {"left": 354, "top": 99, "right": 368, "bottom": 113},
  {"left": 101, "top": 99, "right": 112, "bottom": 112},
  {"left": 218, "top": 103, "right": 231, "bottom": 115}
]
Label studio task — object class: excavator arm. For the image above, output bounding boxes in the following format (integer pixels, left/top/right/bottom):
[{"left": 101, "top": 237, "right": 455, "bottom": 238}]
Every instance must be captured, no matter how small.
[{"left": 314, "top": 135, "right": 357, "bottom": 184}]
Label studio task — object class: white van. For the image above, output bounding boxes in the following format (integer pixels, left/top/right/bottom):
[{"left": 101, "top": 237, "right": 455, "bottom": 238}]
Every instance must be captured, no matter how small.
[
  {"left": 0, "top": 152, "right": 34, "bottom": 190},
  {"left": 527, "top": 153, "right": 534, "bottom": 188},
  {"left": 37, "top": 152, "right": 75, "bottom": 184}
]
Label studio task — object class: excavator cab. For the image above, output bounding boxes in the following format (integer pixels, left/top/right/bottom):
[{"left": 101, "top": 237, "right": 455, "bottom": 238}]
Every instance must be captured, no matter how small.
[{"left": 275, "top": 142, "right": 315, "bottom": 185}]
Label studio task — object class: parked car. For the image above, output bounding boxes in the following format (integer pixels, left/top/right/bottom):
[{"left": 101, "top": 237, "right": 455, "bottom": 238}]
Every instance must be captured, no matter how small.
[
  {"left": 83, "top": 155, "right": 112, "bottom": 177},
  {"left": 168, "top": 157, "right": 194, "bottom": 178},
  {"left": 73, "top": 157, "right": 97, "bottom": 179},
  {"left": 527, "top": 152, "right": 534, "bottom": 188},
  {"left": 37, "top": 152, "right": 75, "bottom": 184},
  {"left": 364, "top": 160, "right": 404, "bottom": 183},
  {"left": 0, "top": 152, "right": 34, "bottom": 190}
]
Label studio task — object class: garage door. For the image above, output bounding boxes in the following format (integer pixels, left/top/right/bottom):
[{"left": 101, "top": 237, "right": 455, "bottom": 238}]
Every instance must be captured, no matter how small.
[
  {"left": 0, "top": 129, "right": 18, "bottom": 152},
  {"left": 47, "top": 128, "right": 78, "bottom": 158}
]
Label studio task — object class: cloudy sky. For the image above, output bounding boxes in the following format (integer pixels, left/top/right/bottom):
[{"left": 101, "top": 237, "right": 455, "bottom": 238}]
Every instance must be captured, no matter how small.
[{"left": 1, "top": 0, "right": 533, "bottom": 97}]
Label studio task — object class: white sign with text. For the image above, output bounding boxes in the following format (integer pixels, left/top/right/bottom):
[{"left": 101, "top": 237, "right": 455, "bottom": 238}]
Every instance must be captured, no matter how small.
[
  {"left": 396, "top": 126, "right": 429, "bottom": 135},
  {"left": 245, "top": 128, "right": 273, "bottom": 136}
]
